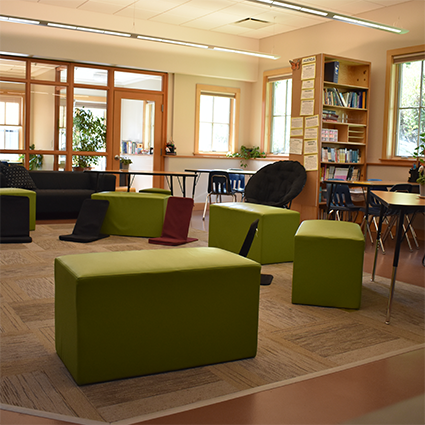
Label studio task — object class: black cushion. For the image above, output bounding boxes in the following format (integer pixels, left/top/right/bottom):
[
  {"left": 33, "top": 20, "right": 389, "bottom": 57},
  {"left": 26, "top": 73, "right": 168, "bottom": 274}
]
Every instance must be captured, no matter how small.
[
  {"left": 0, "top": 195, "right": 32, "bottom": 243},
  {"left": 0, "top": 165, "right": 37, "bottom": 190}
]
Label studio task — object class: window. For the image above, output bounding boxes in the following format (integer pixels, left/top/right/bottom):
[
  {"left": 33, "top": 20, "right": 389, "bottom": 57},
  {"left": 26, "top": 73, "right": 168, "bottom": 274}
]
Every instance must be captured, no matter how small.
[
  {"left": 195, "top": 85, "right": 239, "bottom": 154},
  {"left": 0, "top": 95, "right": 23, "bottom": 150},
  {"left": 263, "top": 68, "right": 292, "bottom": 155},
  {"left": 383, "top": 45, "right": 425, "bottom": 160}
]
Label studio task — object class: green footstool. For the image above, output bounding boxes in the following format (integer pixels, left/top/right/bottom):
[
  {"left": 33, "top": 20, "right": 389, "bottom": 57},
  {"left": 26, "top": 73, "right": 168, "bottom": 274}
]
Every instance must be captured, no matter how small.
[
  {"left": 91, "top": 191, "right": 170, "bottom": 237},
  {"left": 0, "top": 188, "right": 36, "bottom": 230},
  {"left": 208, "top": 202, "right": 300, "bottom": 264},
  {"left": 55, "top": 247, "right": 261, "bottom": 385},
  {"left": 292, "top": 220, "right": 365, "bottom": 309}
]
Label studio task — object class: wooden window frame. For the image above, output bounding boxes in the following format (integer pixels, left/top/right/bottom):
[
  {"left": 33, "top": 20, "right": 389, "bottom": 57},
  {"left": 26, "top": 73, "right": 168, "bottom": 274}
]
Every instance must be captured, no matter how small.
[
  {"left": 194, "top": 84, "right": 239, "bottom": 156},
  {"left": 382, "top": 44, "right": 425, "bottom": 164},
  {"left": 262, "top": 67, "right": 292, "bottom": 156}
]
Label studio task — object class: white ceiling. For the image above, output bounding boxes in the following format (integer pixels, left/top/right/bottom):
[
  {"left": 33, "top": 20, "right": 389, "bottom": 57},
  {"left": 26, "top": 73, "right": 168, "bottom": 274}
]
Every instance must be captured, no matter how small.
[{"left": 19, "top": 0, "right": 412, "bottom": 39}]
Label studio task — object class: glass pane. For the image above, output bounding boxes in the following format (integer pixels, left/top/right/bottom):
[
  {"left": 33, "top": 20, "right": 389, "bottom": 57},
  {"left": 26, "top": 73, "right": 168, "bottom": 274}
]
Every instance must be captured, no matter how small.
[
  {"left": 73, "top": 88, "right": 107, "bottom": 169},
  {"left": 213, "top": 97, "right": 230, "bottom": 124},
  {"left": 31, "top": 84, "right": 66, "bottom": 151},
  {"left": 0, "top": 81, "right": 25, "bottom": 150},
  {"left": 271, "top": 116, "right": 285, "bottom": 153},
  {"left": 114, "top": 71, "right": 162, "bottom": 91},
  {"left": 212, "top": 123, "right": 229, "bottom": 152},
  {"left": 72, "top": 154, "right": 106, "bottom": 170},
  {"left": 120, "top": 99, "right": 154, "bottom": 154},
  {"left": 74, "top": 67, "right": 108, "bottom": 86},
  {"left": 200, "top": 95, "right": 213, "bottom": 122},
  {"left": 396, "top": 108, "right": 418, "bottom": 156},
  {"left": 0, "top": 58, "right": 26, "bottom": 79},
  {"left": 31, "top": 62, "right": 67, "bottom": 82},
  {"left": 0, "top": 153, "right": 22, "bottom": 163},
  {"left": 199, "top": 122, "right": 212, "bottom": 151},
  {"left": 399, "top": 61, "right": 421, "bottom": 108}
]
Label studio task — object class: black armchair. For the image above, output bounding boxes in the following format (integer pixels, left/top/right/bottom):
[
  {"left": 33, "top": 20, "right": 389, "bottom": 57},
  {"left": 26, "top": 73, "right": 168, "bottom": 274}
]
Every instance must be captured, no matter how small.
[{"left": 244, "top": 160, "right": 306, "bottom": 208}]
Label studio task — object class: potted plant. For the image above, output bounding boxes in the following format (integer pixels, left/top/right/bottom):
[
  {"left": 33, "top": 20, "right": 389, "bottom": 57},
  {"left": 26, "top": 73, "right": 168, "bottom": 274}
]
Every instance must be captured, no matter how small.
[
  {"left": 19, "top": 144, "right": 43, "bottom": 170},
  {"left": 412, "top": 132, "right": 425, "bottom": 196},
  {"left": 166, "top": 141, "right": 176, "bottom": 155},
  {"left": 119, "top": 156, "right": 132, "bottom": 170},
  {"left": 227, "top": 145, "right": 266, "bottom": 168},
  {"left": 72, "top": 107, "right": 106, "bottom": 170}
]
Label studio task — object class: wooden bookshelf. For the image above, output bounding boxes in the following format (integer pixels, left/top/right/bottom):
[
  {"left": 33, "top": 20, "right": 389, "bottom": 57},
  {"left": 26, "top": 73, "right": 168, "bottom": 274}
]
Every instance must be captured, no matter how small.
[{"left": 289, "top": 53, "right": 370, "bottom": 221}]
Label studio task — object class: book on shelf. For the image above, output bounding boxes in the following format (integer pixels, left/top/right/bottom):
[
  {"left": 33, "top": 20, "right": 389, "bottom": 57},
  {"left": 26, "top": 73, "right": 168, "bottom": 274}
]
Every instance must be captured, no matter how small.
[
  {"left": 321, "top": 147, "right": 360, "bottom": 163},
  {"left": 323, "top": 88, "right": 367, "bottom": 109},
  {"left": 324, "top": 61, "right": 339, "bottom": 83},
  {"left": 321, "top": 164, "right": 360, "bottom": 182}
]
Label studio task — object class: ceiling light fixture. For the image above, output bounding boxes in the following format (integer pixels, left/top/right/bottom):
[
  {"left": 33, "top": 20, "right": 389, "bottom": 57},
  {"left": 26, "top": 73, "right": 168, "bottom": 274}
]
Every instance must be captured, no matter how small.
[
  {"left": 247, "top": 0, "right": 408, "bottom": 34},
  {"left": 0, "top": 14, "right": 279, "bottom": 60}
]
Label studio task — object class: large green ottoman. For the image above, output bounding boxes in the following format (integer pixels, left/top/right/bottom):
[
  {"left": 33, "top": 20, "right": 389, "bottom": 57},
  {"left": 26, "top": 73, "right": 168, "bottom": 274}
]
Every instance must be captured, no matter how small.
[
  {"left": 91, "top": 191, "right": 170, "bottom": 237},
  {"left": 0, "top": 188, "right": 36, "bottom": 230},
  {"left": 55, "top": 247, "right": 261, "bottom": 385},
  {"left": 208, "top": 202, "right": 300, "bottom": 264},
  {"left": 292, "top": 220, "right": 365, "bottom": 309}
]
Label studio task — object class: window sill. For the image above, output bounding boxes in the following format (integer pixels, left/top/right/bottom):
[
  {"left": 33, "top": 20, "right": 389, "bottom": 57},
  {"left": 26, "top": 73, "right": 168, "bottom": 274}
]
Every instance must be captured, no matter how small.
[{"left": 370, "top": 158, "right": 417, "bottom": 167}]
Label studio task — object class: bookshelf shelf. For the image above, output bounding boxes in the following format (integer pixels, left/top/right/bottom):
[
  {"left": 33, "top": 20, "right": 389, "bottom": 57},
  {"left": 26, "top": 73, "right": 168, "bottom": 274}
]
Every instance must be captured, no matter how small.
[{"left": 289, "top": 53, "right": 370, "bottom": 221}]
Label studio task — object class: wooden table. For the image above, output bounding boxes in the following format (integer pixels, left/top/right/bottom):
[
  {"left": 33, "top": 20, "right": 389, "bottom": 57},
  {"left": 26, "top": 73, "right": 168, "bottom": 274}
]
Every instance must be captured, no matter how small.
[
  {"left": 371, "top": 191, "right": 425, "bottom": 324},
  {"left": 86, "top": 169, "right": 198, "bottom": 197}
]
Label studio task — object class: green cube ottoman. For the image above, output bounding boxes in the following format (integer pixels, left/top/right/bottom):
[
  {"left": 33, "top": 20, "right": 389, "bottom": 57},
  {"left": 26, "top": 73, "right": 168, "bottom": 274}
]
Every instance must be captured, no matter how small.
[
  {"left": 55, "top": 247, "right": 261, "bottom": 385},
  {"left": 91, "top": 191, "right": 170, "bottom": 237},
  {"left": 292, "top": 220, "right": 365, "bottom": 309},
  {"left": 0, "top": 188, "right": 36, "bottom": 230},
  {"left": 208, "top": 202, "right": 300, "bottom": 264}
]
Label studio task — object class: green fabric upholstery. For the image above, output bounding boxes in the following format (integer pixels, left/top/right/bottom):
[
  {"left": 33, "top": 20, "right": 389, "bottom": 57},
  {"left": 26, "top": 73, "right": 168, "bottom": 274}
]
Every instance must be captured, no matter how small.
[
  {"left": 139, "top": 188, "right": 172, "bottom": 195},
  {"left": 55, "top": 247, "right": 261, "bottom": 385},
  {"left": 91, "top": 191, "right": 170, "bottom": 237},
  {"left": 208, "top": 202, "right": 300, "bottom": 264},
  {"left": 0, "top": 188, "right": 36, "bottom": 230},
  {"left": 292, "top": 220, "right": 365, "bottom": 309}
]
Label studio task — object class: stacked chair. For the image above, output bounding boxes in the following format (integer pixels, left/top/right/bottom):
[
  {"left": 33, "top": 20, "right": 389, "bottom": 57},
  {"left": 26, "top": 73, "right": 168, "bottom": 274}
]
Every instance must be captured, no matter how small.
[{"left": 326, "top": 183, "right": 360, "bottom": 222}]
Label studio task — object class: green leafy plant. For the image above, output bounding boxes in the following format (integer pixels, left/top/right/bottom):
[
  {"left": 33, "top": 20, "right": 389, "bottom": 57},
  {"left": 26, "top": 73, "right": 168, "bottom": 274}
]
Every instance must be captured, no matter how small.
[
  {"left": 412, "top": 132, "right": 425, "bottom": 184},
  {"left": 19, "top": 144, "right": 43, "bottom": 170},
  {"left": 72, "top": 107, "right": 106, "bottom": 169},
  {"left": 227, "top": 145, "right": 266, "bottom": 168},
  {"left": 119, "top": 156, "right": 132, "bottom": 165}
]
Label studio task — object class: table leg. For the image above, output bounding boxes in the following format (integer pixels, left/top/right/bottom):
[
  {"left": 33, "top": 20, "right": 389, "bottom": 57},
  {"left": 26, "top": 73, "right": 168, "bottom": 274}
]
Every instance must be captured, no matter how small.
[
  {"left": 385, "top": 208, "right": 405, "bottom": 325},
  {"left": 371, "top": 202, "right": 385, "bottom": 282},
  {"left": 192, "top": 173, "right": 201, "bottom": 199}
]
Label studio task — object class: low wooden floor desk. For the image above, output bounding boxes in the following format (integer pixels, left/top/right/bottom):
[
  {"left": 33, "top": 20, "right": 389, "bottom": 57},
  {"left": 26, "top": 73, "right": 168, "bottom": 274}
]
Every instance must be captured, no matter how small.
[
  {"left": 87, "top": 170, "right": 197, "bottom": 197},
  {"left": 371, "top": 191, "right": 425, "bottom": 324}
]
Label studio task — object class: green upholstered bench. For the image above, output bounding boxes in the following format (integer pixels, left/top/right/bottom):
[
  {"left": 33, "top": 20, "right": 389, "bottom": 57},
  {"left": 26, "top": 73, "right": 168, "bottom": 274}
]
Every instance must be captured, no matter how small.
[
  {"left": 292, "top": 220, "right": 365, "bottom": 309},
  {"left": 0, "top": 188, "right": 36, "bottom": 230},
  {"left": 91, "top": 191, "right": 170, "bottom": 237},
  {"left": 208, "top": 202, "right": 300, "bottom": 264},
  {"left": 55, "top": 247, "right": 261, "bottom": 385}
]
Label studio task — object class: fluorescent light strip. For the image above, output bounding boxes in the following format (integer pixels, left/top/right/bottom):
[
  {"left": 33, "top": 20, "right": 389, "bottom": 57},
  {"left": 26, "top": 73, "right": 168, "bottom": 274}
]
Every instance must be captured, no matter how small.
[
  {"left": 247, "top": 0, "right": 408, "bottom": 34},
  {"left": 0, "top": 14, "right": 279, "bottom": 60}
]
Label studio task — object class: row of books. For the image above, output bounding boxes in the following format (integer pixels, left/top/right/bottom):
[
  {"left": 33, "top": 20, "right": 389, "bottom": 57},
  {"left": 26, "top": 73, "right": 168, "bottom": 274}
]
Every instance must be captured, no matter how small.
[
  {"left": 322, "top": 109, "right": 339, "bottom": 121},
  {"left": 323, "top": 87, "right": 367, "bottom": 109},
  {"left": 321, "top": 164, "right": 360, "bottom": 182},
  {"left": 121, "top": 140, "right": 144, "bottom": 154},
  {"left": 321, "top": 147, "right": 361, "bottom": 163}
]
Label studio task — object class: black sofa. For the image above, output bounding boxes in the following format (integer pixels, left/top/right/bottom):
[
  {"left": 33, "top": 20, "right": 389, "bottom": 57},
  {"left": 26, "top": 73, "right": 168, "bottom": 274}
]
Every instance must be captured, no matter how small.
[{"left": 0, "top": 165, "right": 116, "bottom": 220}]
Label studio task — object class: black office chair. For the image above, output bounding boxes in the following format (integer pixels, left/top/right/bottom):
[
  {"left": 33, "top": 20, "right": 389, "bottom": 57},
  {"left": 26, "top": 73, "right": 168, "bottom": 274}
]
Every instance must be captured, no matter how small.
[
  {"left": 326, "top": 183, "right": 360, "bottom": 222},
  {"left": 203, "top": 171, "right": 237, "bottom": 220},
  {"left": 59, "top": 199, "right": 110, "bottom": 243},
  {"left": 239, "top": 219, "right": 273, "bottom": 286},
  {"left": 244, "top": 161, "right": 306, "bottom": 208}
]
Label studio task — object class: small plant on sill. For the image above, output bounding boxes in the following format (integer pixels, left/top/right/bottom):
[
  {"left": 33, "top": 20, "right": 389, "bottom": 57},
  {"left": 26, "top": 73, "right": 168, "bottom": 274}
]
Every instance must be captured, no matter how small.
[{"left": 227, "top": 145, "right": 266, "bottom": 168}]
